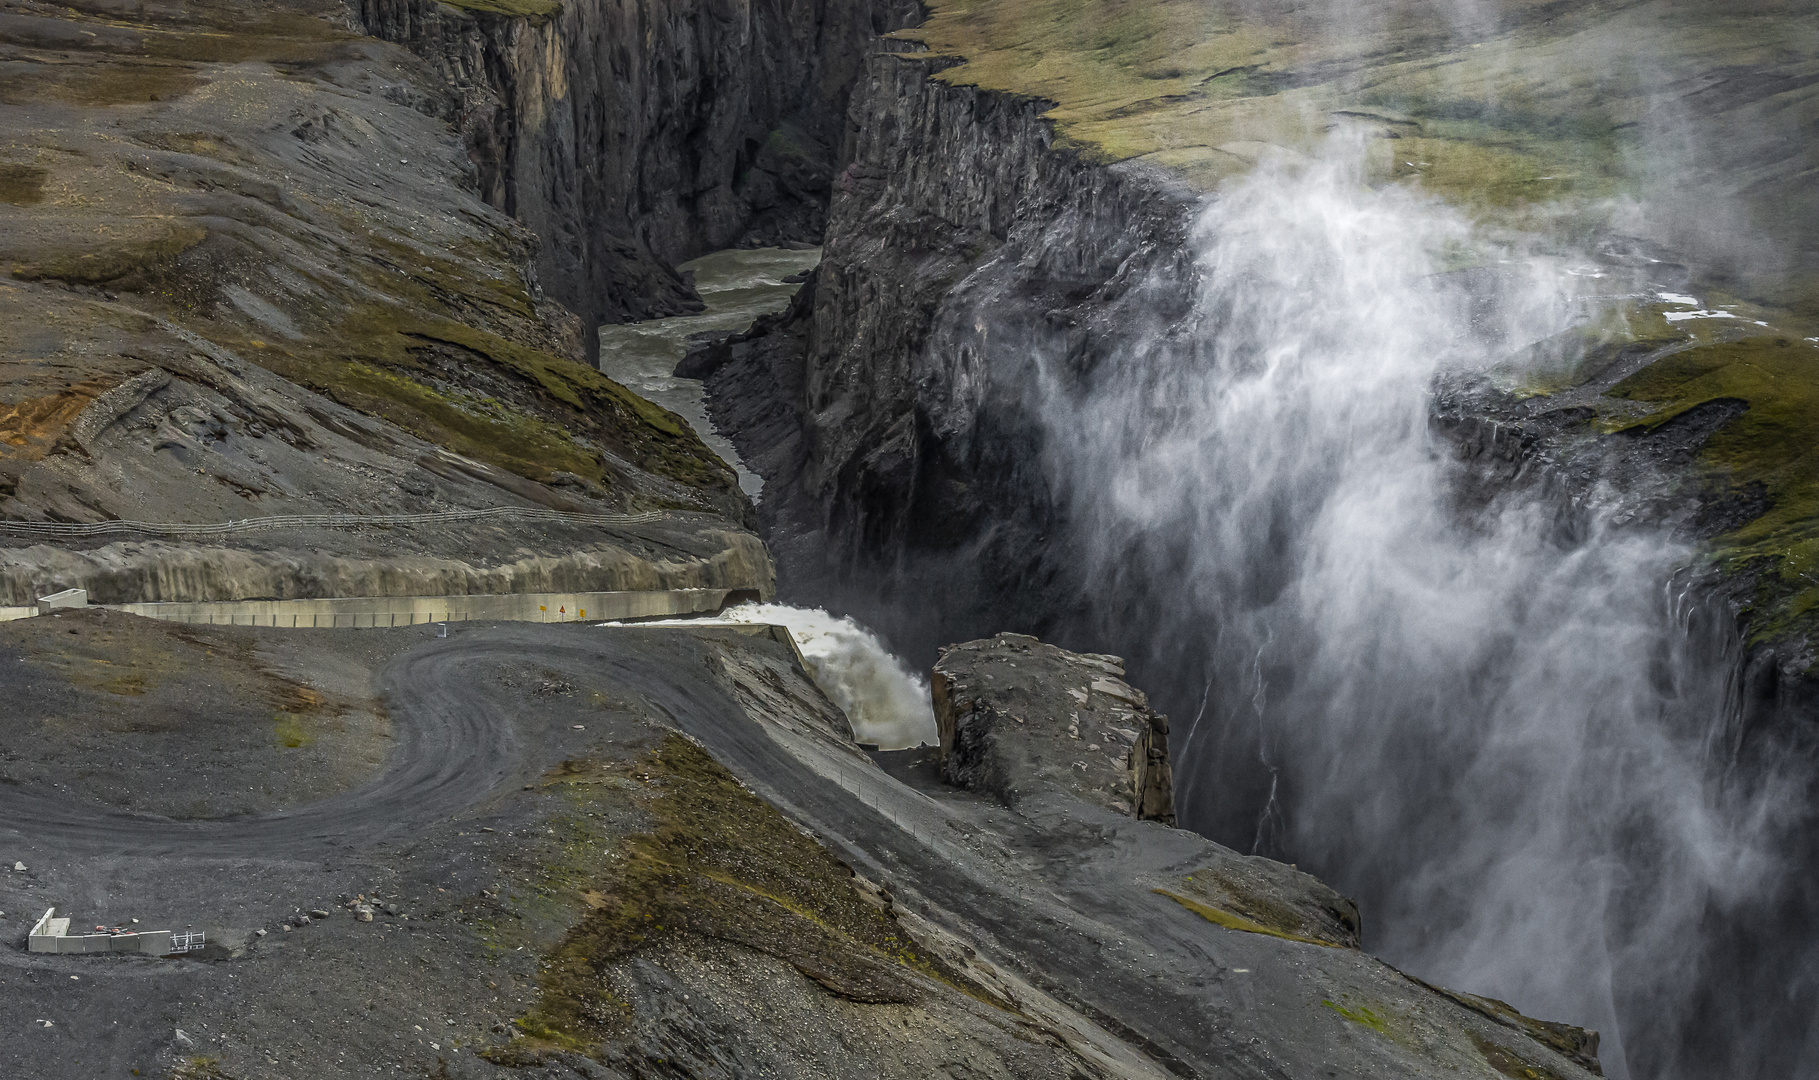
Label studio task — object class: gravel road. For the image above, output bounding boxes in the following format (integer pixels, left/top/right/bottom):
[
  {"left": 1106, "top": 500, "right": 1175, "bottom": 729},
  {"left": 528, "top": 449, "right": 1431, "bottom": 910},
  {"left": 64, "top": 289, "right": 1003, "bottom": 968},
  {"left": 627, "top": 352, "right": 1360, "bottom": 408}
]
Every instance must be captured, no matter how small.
[{"left": 0, "top": 622, "right": 1599, "bottom": 1080}]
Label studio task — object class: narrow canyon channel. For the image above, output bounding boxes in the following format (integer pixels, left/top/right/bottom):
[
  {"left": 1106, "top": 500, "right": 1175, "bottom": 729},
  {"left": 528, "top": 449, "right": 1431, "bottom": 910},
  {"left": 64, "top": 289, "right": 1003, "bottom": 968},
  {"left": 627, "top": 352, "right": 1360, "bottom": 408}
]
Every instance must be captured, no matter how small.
[{"left": 598, "top": 247, "right": 821, "bottom": 498}]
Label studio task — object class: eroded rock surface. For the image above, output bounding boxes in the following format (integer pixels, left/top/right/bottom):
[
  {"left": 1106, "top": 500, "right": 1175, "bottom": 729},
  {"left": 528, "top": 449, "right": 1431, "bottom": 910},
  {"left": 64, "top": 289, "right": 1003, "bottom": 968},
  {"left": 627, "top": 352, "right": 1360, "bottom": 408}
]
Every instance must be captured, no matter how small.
[
  {"left": 0, "top": 0, "right": 765, "bottom": 601},
  {"left": 932, "top": 632, "right": 1174, "bottom": 824},
  {"left": 359, "top": 0, "right": 920, "bottom": 342},
  {"left": 0, "top": 511, "right": 771, "bottom": 605}
]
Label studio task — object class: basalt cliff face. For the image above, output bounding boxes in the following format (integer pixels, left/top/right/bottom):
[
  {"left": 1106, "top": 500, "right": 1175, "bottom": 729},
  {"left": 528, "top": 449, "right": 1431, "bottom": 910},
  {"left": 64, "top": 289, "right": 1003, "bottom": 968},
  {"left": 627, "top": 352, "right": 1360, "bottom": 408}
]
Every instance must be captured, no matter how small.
[
  {"left": 705, "top": 2, "right": 1819, "bottom": 674},
  {"left": 697, "top": 50, "right": 1197, "bottom": 644},
  {"left": 358, "top": 0, "right": 918, "bottom": 343}
]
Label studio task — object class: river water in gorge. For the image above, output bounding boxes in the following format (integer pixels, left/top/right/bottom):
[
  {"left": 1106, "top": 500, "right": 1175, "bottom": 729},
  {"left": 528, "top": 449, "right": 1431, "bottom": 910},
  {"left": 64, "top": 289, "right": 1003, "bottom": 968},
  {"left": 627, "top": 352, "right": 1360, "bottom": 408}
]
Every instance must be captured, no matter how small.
[
  {"left": 599, "top": 246, "right": 821, "bottom": 498},
  {"left": 1032, "top": 137, "right": 1811, "bottom": 1079},
  {"left": 596, "top": 248, "right": 940, "bottom": 748}
]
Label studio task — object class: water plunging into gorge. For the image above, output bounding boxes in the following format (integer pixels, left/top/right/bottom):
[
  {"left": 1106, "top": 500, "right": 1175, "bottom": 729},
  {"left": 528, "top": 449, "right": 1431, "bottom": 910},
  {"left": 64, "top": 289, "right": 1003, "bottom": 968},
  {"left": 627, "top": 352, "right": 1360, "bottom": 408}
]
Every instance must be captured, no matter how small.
[{"left": 1029, "top": 139, "right": 1807, "bottom": 1079}]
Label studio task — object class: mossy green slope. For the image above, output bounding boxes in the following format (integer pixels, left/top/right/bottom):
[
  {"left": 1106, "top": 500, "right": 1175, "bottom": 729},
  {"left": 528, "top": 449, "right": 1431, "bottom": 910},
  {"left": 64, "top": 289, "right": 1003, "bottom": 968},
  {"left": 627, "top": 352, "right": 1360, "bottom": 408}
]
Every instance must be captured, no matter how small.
[
  {"left": 246, "top": 307, "right": 732, "bottom": 494},
  {"left": 501, "top": 736, "right": 975, "bottom": 1058},
  {"left": 1608, "top": 335, "right": 1819, "bottom": 643},
  {"left": 898, "top": 0, "right": 1816, "bottom": 219}
]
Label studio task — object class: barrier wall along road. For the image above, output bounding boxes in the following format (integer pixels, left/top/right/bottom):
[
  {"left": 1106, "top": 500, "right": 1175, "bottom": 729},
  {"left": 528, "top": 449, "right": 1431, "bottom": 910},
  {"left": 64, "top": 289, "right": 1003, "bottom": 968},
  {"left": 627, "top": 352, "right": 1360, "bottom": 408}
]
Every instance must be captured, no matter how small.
[{"left": 0, "top": 588, "right": 755, "bottom": 627}]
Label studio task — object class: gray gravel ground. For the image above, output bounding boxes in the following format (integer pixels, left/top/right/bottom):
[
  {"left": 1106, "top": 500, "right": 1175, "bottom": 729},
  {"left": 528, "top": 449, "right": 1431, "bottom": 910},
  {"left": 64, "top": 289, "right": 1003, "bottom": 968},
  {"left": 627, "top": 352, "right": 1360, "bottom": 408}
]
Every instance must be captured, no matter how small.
[{"left": 0, "top": 617, "right": 1600, "bottom": 1079}]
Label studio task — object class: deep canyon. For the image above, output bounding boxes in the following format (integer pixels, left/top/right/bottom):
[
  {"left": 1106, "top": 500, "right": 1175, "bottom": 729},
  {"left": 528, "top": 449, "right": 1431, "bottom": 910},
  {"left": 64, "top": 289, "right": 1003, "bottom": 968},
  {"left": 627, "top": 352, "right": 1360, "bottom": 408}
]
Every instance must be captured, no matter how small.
[{"left": 1, "top": 0, "right": 1816, "bottom": 1078}]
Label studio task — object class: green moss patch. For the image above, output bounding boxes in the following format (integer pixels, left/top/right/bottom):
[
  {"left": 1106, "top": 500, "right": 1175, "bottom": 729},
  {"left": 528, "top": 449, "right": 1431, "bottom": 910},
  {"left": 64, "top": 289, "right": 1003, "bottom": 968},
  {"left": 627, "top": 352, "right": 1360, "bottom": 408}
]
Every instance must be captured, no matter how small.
[
  {"left": 1168, "top": 862, "right": 1361, "bottom": 947},
  {"left": 1471, "top": 1032, "right": 1567, "bottom": 1080},
  {"left": 0, "top": 63, "right": 205, "bottom": 107},
  {"left": 894, "top": 0, "right": 1808, "bottom": 225},
  {"left": 1607, "top": 336, "right": 1819, "bottom": 642},
  {"left": 9, "top": 224, "right": 209, "bottom": 287},
  {"left": 272, "top": 714, "right": 315, "bottom": 749},
  {"left": 335, "top": 360, "right": 605, "bottom": 485},
  {"left": 1155, "top": 887, "right": 1340, "bottom": 948},
  {"left": 251, "top": 306, "right": 734, "bottom": 493},
  {"left": 1323, "top": 998, "right": 1391, "bottom": 1036},
  {"left": 0, "top": 164, "right": 48, "bottom": 206},
  {"left": 894, "top": 0, "right": 1632, "bottom": 198},
  {"left": 1408, "top": 975, "right": 1602, "bottom": 1073},
  {"left": 501, "top": 736, "right": 970, "bottom": 1057}
]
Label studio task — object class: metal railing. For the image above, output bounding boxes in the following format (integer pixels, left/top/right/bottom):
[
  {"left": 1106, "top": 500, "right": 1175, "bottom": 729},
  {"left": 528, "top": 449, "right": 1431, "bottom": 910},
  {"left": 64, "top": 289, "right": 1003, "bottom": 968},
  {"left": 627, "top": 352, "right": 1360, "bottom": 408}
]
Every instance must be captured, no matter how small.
[{"left": 169, "top": 931, "right": 205, "bottom": 954}]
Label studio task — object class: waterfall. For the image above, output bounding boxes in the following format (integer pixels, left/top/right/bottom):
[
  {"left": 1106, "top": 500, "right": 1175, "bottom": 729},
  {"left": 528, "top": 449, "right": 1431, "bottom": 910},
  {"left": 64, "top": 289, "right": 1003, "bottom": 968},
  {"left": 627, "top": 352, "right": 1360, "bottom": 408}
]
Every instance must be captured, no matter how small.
[{"left": 1038, "top": 134, "right": 1804, "bottom": 1079}]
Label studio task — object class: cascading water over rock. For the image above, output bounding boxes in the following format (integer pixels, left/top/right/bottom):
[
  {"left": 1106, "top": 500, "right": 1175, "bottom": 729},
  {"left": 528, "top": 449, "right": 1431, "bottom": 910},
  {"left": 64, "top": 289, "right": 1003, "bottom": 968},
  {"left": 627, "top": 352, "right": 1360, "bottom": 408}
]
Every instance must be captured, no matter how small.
[{"left": 1037, "top": 135, "right": 1808, "bottom": 1080}]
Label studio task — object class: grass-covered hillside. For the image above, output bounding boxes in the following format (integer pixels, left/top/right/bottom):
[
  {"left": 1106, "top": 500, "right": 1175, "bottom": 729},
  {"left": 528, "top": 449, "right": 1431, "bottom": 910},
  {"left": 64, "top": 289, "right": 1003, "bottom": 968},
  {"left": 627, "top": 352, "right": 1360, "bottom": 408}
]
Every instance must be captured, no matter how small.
[{"left": 900, "top": 1, "right": 1815, "bottom": 266}]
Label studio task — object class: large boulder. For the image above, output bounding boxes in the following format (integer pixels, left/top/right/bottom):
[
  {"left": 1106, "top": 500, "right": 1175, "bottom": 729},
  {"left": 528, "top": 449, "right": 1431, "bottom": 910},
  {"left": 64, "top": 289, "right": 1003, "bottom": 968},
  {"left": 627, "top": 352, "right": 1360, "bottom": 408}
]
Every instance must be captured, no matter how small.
[{"left": 931, "top": 632, "right": 1174, "bottom": 824}]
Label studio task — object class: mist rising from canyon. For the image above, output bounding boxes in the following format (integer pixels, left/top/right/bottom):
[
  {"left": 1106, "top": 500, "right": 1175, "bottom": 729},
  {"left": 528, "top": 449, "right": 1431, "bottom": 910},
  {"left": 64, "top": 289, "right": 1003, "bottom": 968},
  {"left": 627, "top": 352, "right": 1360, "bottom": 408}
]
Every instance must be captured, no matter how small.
[{"left": 1033, "top": 135, "right": 1808, "bottom": 1078}]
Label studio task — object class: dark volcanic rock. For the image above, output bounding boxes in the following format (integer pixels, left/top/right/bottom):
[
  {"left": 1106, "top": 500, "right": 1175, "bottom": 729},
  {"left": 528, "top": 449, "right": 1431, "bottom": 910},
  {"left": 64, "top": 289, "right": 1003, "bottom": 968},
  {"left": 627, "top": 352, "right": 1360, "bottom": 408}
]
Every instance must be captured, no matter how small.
[
  {"left": 931, "top": 632, "right": 1174, "bottom": 824},
  {"left": 358, "top": 0, "right": 920, "bottom": 352},
  {"left": 701, "top": 50, "right": 1198, "bottom": 647}
]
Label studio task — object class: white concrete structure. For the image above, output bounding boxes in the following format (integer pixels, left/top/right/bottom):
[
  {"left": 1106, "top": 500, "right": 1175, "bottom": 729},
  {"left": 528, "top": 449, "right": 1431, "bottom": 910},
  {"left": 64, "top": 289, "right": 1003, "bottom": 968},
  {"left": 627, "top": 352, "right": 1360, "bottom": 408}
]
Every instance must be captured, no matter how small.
[
  {"left": 35, "top": 588, "right": 87, "bottom": 611},
  {"left": 0, "top": 587, "right": 754, "bottom": 627},
  {"left": 28, "top": 907, "right": 197, "bottom": 957},
  {"left": 112, "top": 588, "right": 745, "bottom": 627}
]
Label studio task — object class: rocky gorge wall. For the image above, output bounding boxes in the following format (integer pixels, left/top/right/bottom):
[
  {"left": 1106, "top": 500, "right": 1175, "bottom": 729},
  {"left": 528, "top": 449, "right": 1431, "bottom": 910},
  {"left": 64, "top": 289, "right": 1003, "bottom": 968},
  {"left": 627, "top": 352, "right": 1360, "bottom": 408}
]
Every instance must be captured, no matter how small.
[
  {"left": 699, "top": 32, "right": 1819, "bottom": 1078},
  {"left": 357, "top": 0, "right": 918, "bottom": 351},
  {"left": 699, "top": 50, "right": 1200, "bottom": 648},
  {"left": 707, "top": 39, "right": 1819, "bottom": 706}
]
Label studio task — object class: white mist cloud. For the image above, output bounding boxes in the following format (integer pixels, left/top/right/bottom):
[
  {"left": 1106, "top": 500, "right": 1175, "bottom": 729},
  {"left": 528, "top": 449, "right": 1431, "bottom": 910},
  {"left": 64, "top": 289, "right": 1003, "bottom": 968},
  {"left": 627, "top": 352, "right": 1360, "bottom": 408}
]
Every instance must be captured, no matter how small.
[{"left": 1038, "top": 130, "right": 1790, "bottom": 1079}]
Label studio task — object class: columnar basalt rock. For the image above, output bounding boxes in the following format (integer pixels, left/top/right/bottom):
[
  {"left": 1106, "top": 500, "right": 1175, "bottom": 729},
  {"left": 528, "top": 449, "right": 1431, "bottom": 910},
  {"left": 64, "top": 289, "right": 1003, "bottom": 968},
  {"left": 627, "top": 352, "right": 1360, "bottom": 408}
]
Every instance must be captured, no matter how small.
[{"left": 357, "top": 0, "right": 919, "bottom": 351}]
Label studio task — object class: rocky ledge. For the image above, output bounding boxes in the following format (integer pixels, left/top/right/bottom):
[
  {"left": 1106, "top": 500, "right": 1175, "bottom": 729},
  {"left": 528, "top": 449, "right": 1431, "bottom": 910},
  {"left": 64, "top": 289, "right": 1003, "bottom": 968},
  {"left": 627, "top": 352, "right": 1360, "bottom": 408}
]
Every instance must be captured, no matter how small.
[
  {"left": 932, "top": 632, "right": 1175, "bottom": 824},
  {"left": 869, "top": 630, "right": 1602, "bottom": 1078}
]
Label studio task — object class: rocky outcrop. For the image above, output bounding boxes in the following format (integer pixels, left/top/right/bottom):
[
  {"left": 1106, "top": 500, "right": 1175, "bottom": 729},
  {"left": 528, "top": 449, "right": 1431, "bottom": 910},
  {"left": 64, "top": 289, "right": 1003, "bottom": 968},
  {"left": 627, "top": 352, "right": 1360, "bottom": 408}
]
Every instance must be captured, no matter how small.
[
  {"left": 931, "top": 632, "right": 1173, "bottom": 824},
  {"left": 700, "top": 51, "right": 1198, "bottom": 644},
  {"left": 892, "top": 631, "right": 1603, "bottom": 1076},
  {"left": 357, "top": 0, "right": 918, "bottom": 349}
]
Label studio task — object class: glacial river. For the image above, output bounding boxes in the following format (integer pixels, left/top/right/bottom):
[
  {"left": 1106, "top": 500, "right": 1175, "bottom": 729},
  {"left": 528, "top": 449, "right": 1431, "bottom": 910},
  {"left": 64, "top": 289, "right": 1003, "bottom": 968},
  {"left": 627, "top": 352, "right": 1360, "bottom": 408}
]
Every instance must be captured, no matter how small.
[{"left": 597, "top": 246, "right": 821, "bottom": 499}]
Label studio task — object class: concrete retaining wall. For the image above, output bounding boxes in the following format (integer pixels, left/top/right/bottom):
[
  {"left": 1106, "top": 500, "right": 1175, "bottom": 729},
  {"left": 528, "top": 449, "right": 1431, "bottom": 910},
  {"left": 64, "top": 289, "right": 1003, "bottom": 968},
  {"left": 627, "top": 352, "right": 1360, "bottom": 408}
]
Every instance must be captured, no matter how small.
[{"left": 0, "top": 588, "right": 758, "bottom": 628}]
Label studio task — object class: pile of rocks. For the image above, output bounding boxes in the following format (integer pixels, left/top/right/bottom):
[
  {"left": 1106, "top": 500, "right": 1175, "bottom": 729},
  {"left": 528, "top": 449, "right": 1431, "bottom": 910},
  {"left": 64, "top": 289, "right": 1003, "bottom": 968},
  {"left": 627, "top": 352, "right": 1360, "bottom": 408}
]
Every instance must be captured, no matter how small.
[{"left": 281, "top": 908, "right": 332, "bottom": 932}]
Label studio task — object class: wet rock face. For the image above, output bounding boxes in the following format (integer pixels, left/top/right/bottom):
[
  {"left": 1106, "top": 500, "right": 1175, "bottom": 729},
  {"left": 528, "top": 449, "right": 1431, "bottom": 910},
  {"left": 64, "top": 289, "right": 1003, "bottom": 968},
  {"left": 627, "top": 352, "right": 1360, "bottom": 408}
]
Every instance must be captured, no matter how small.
[
  {"left": 358, "top": 0, "right": 919, "bottom": 346},
  {"left": 931, "top": 633, "right": 1174, "bottom": 824},
  {"left": 702, "top": 51, "right": 1197, "bottom": 644}
]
